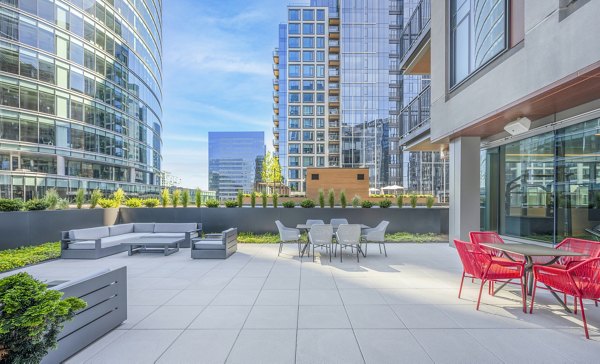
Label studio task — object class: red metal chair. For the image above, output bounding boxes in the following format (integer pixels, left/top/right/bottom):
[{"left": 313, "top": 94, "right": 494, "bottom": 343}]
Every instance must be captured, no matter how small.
[
  {"left": 530, "top": 258, "right": 600, "bottom": 339},
  {"left": 469, "top": 231, "right": 505, "bottom": 257},
  {"left": 455, "top": 239, "right": 527, "bottom": 312}
]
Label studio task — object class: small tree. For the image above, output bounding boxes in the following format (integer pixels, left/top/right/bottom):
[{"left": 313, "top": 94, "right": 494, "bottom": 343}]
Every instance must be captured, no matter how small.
[
  {"left": 195, "top": 188, "right": 202, "bottom": 207},
  {"left": 44, "top": 188, "right": 59, "bottom": 210},
  {"left": 261, "top": 153, "right": 283, "bottom": 195},
  {"left": 90, "top": 189, "right": 102, "bottom": 209},
  {"left": 161, "top": 188, "right": 170, "bottom": 208},
  {"left": 250, "top": 191, "right": 257, "bottom": 208},
  {"left": 0, "top": 273, "right": 86, "bottom": 363},
  {"left": 328, "top": 189, "right": 335, "bottom": 208},
  {"left": 397, "top": 194, "right": 404, "bottom": 208},
  {"left": 426, "top": 195, "right": 435, "bottom": 208},
  {"left": 340, "top": 190, "right": 347, "bottom": 208},
  {"left": 181, "top": 190, "right": 190, "bottom": 208},
  {"left": 410, "top": 194, "right": 418, "bottom": 208},
  {"left": 318, "top": 189, "right": 325, "bottom": 208},
  {"left": 273, "top": 193, "right": 279, "bottom": 208},
  {"left": 75, "top": 188, "right": 85, "bottom": 209},
  {"left": 352, "top": 195, "right": 361, "bottom": 208},
  {"left": 112, "top": 188, "right": 125, "bottom": 207},
  {"left": 172, "top": 189, "right": 181, "bottom": 208},
  {"left": 237, "top": 190, "right": 244, "bottom": 208},
  {"left": 262, "top": 193, "right": 267, "bottom": 208}
]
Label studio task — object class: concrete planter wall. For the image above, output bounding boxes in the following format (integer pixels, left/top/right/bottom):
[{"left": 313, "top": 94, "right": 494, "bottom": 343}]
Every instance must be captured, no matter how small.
[
  {"left": 0, "top": 207, "right": 448, "bottom": 250},
  {"left": 120, "top": 207, "right": 449, "bottom": 235},
  {"left": 0, "top": 209, "right": 119, "bottom": 250}
]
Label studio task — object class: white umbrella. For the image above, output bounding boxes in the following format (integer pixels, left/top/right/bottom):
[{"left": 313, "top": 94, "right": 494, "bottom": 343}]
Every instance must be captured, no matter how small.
[
  {"left": 369, "top": 187, "right": 380, "bottom": 192},
  {"left": 382, "top": 185, "right": 404, "bottom": 191}
]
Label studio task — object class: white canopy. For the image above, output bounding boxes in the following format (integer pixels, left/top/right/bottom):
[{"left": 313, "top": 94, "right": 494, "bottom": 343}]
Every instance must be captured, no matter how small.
[{"left": 382, "top": 185, "right": 404, "bottom": 190}]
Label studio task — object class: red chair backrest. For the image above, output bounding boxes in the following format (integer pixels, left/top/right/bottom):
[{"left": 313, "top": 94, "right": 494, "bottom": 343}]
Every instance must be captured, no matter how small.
[
  {"left": 469, "top": 231, "right": 504, "bottom": 246},
  {"left": 569, "top": 258, "right": 600, "bottom": 300},
  {"left": 454, "top": 239, "right": 488, "bottom": 279},
  {"left": 556, "top": 238, "right": 600, "bottom": 266}
]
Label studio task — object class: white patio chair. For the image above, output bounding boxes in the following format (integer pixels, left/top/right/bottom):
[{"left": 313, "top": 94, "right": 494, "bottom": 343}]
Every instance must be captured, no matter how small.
[
  {"left": 361, "top": 221, "right": 389, "bottom": 257},
  {"left": 307, "top": 224, "right": 334, "bottom": 262},
  {"left": 275, "top": 220, "right": 302, "bottom": 256},
  {"left": 336, "top": 224, "right": 363, "bottom": 262},
  {"left": 306, "top": 219, "right": 325, "bottom": 226},
  {"left": 330, "top": 218, "right": 349, "bottom": 229}
]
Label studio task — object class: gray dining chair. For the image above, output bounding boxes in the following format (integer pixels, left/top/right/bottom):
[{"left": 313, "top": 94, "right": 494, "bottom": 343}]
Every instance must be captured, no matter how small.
[
  {"left": 307, "top": 224, "right": 334, "bottom": 262},
  {"left": 361, "top": 221, "right": 389, "bottom": 257},
  {"left": 330, "top": 218, "right": 349, "bottom": 229},
  {"left": 336, "top": 224, "right": 363, "bottom": 262},
  {"left": 306, "top": 219, "right": 325, "bottom": 226},
  {"left": 275, "top": 220, "right": 302, "bottom": 256}
]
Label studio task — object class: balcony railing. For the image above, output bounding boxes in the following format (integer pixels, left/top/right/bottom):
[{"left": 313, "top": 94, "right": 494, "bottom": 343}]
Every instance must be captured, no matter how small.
[
  {"left": 328, "top": 26, "right": 339, "bottom": 33},
  {"left": 329, "top": 54, "right": 340, "bottom": 61},
  {"left": 398, "top": 0, "right": 431, "bottom": 61},
  {"left": 329, "top": 40, "right": 340, "bottom": 47},
  {"left": 400, "top": 84, "right": 431, "bottom": 139},
  {"left": 329, "top": 68, "right": 339, "bottom": 76},
  {"left": 328, "top": 96, "right": 339, "bottom": 102}
]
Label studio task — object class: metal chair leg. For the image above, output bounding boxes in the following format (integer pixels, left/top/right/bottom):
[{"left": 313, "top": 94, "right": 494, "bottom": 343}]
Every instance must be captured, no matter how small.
[
  {"left": 458, "top": 271, "right": 466, "bottom": 298},
  {"left": 476, "top": 279, "right": 486, "bottom": 310},
  {"left": 382, "top": 242, "right": 387, "bottom": 257},
  {"left": 580, "top": 296, "right": 590, "bottom": 339}
]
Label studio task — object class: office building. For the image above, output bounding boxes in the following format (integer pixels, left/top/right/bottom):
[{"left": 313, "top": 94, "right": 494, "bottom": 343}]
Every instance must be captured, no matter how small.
[
  {"left": 274, "top": 0, "right": 427, "bottom": 193},
  {"left": 0, "top": 0, "right": 163, "bottom": 200},
  {"left": 208, "top": 131, "right": 265, "bottom": 200},
  {"left": 419, "top": 0, "right": 600, "bottom": 243}
]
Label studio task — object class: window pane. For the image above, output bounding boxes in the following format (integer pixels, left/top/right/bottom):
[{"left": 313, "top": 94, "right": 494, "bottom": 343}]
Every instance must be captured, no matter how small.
[
  {"left": 0, "top": 111, "right": 19, "bottom": 140},
  {"left": 19, "top": 50, "right": 38, "bottom": 79},
  {"left": 20, "top": 115, "right": 38, "bottom": 143},
  {"left": 0, "top": 42, "right": 19, "bottom": 74},
  {"left": 19, "top": 82, "right": 38, "bottom": 111}
]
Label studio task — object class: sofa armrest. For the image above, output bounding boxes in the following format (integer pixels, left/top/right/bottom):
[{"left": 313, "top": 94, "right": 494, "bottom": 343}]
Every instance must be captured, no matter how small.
[
  {"left": 185, "top": 226, "right": 203, "bottom": 241},
  {"left": 61, "top": 238, "right": 102, "bottom": 250},
  {"left": 205, "top": 233, "right": 223, "bottom": 239}
]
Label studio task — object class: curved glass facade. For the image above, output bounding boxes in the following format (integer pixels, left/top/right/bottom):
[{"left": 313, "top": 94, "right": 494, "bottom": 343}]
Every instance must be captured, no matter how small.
[{"left": 0, "top": 0, "right": 162, "bottom": 199}]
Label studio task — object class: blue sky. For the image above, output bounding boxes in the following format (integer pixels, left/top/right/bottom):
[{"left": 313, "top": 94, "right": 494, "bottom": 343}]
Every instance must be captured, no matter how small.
[{"left": 161, "top": 0, "right": 286, "bottom": 189}]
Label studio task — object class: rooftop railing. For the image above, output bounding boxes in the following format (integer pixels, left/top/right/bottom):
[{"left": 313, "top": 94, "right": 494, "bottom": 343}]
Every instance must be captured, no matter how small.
[{"left": 398, "top": 0, "right": 431, "bottom": 61}]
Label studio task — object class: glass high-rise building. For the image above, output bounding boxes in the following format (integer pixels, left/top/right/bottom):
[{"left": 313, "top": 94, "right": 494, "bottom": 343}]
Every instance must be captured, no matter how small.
[
  {"left": 0, "top": 0, "right": 162, "bottom": 200},
  {"left": 273, "top": 0, "right": 423, "bottom": 193},
  {"left": 208, "top": 132, "right": 265, "bottom": 200}
]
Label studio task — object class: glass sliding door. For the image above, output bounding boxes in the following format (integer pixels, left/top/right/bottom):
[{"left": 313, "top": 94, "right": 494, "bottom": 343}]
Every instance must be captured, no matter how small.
[{"left": 500, "top": 131, "right": 555, "bottom": 242}]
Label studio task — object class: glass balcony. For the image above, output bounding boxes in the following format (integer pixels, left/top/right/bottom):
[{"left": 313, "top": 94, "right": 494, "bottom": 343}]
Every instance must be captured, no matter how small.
[
  {"left": 400, "top": 84, "right": 431, "bottom": 139},
  {"left": 398, "top": 0, "right": 431, "bottom": 61}
]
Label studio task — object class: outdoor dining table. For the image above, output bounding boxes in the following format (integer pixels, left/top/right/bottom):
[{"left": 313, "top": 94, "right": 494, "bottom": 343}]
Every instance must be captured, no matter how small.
[{"left": 480, "top": 242, "right": 587, "bottom": 312}]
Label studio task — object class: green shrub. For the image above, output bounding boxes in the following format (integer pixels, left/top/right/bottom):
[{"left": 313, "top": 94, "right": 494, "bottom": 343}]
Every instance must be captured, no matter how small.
[
  {"left": 205, "top": 199, "right": 220, "bottom": 208},
  {"left": 195, "top": 188, "right": 202, "bottom": 207},
  {"left": 143, "top": 198, "right": 160, "bottom": 208},
  {"left": 112, "top": 188, "right": 125, "bottom": 206},
  {"left": 237, "top": 190, "right": 244, "bottom": 207},
  {"left": 0, "top": 199, "right": 23, "bottom": 212},
  {"left": 300, "top": 199, "right": 315, "bottom": 208},
  {"left": 56, "top": 198, "right": 69, "bottom": 210},
  {"left": 237, "top": 232, "right": 280, "bottom": 244},
  {"left": 75, "top": 188, "right": 85, "bottom": 209},
  {"left": 0, "top": 242, "right": 61, "bottom": 273},
  {"left": 181, "top": 190, "right": 190, "bottom": 208},
  {"left": 24, "top": 199, "right": 49, "bottom": 211},
  {"left": 282, "top": 200, "right": 295, "bottom": 208},
  {"left": 98, "top": 198, "right": 117, "bottom": 208},
  {"left": 410, "top": 194, "right": 418, "bottom": 208},
  {"left": 250, "top": 191, "right": 256, "bottom": 208},
  {"left": 397, "top": 194, "right": 404, "bottom": 208},
  {"left": 262, "top": 193, "right": 267, "bottom": 208},
  {"left": 426, "top": 195, "right": 435, "bottom": 208},
  {"left": 171, "top": 189, "right": 181, "bottom": 208},
  {"left": 161, "top": 188, "right": 170, "bottom": 208},
  {"left": 44, "top": 188, "right": 60, "bottom": 210},
  {"left": 224, "top": 200, "right": 238, "bottom": 208},
  {"left": 379, "top": 199, "right": 392, "bottom": 208},
  {"left": 328, "top": 189, "right": 335, "bottom": 208},
  {"left": 125, "top": 198, "right": 143, "bottom": 208},
  {"left": 0, "top": 272, "right": 86, "bottom": 363},
  {"left": 361, "top": 200, "right": 373, "bottom": 208},
  {"left": 318, "top": 189, "right": 325, "bottom": 208},
  {"left": 352, "top": 195, "right": 360, "bottom": 208},
  {"left": 272, "top": 193, "right": 278, "bottom": 208},
  {"left": 340, "top": 191, "right": 347, "bottom": 208},
  {"left": 90, "top": 189, "right": 102, "bottom": 209}
]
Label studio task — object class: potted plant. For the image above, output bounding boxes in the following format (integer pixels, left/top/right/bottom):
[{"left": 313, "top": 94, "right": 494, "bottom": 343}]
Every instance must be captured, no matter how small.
[{"left": 0, "top": 273, "right": 86, "bottom": 363}]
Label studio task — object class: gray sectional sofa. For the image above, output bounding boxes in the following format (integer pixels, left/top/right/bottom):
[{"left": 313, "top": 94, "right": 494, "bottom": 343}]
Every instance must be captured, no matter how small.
[
  {"left": 61, "top": 222, "right": 202, "bottom": 259},
  {"left": 191, "top": 228, "right": 238, "bottom": 259}
]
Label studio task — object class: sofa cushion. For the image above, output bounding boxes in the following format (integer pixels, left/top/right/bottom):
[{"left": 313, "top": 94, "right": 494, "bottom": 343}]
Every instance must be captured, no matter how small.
[
  {"left": 193, "top": 240, "right": 225, "bottom": 250},
  {"left": 100, "top": 235, "right": 135, "bottom": 244},
  {"left": 70, "top": 226, "right": 110, "bottom": 241},
  {"left": 134, "top": 223, "right": 155, "bottom": 233},
  {"left": 154, "top": 223, "right": 197, "bottom": 233},
  {"left": 69, "top": 240, "right": 122, "bottom": 250},
  {"left": 109, "top": 223, "right": 134, "bottom": 236},
  {"left": 149, "top": 232, "right": 186, "bottom": 239}
]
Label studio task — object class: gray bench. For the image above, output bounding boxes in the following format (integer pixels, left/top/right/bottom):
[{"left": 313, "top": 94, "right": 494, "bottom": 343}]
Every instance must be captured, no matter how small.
[
  {"left": 61, "top": 223, "right": 202, "bottom": 259},
  {"left": 42, "top": 267, "right": 127, "bottom": 364},
  {"left": 191, "top": 228, "right": 238, "bottom": 259}
]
